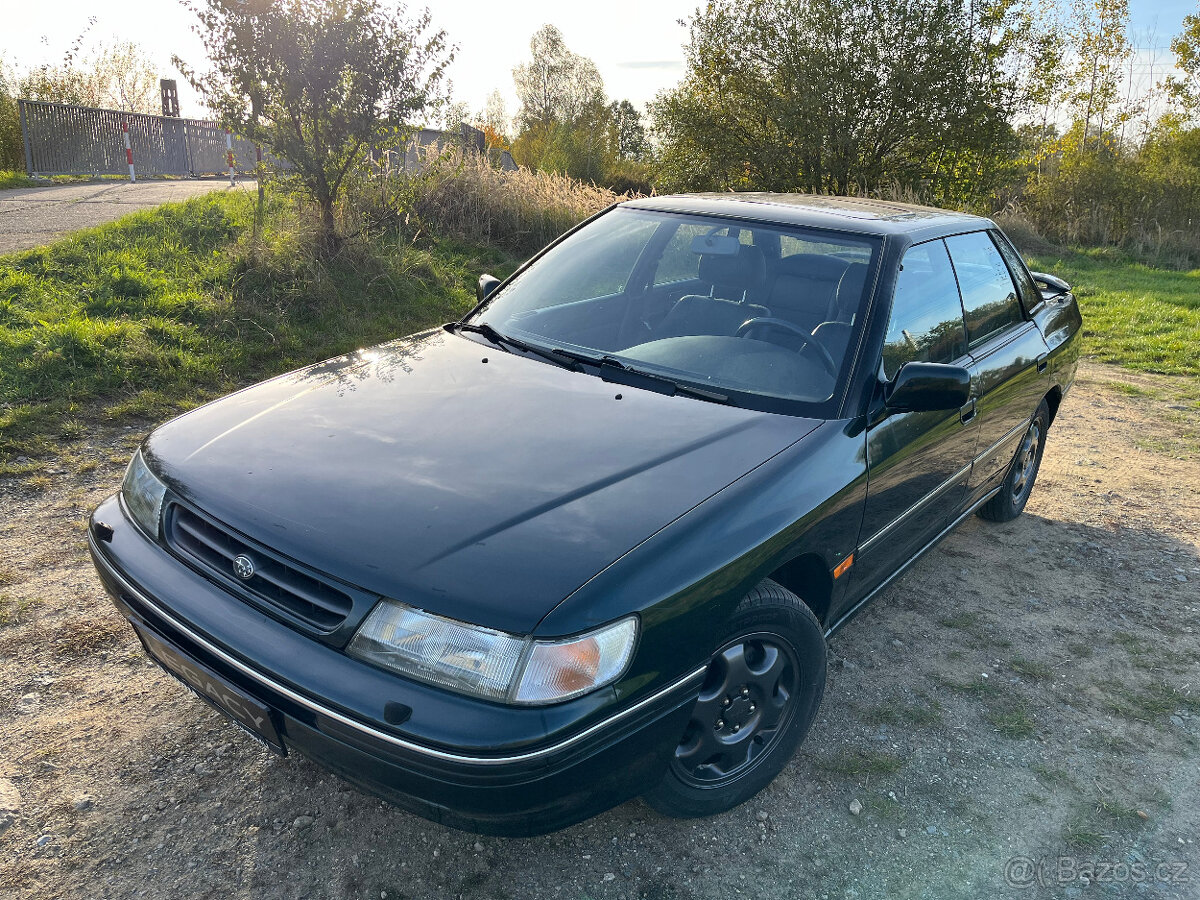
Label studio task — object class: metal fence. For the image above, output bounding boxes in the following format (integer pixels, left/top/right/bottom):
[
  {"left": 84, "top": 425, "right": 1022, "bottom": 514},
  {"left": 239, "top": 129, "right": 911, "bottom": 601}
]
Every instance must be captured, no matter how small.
[{"left": 18, "top": 99, "right": 263, "bottom": 178}]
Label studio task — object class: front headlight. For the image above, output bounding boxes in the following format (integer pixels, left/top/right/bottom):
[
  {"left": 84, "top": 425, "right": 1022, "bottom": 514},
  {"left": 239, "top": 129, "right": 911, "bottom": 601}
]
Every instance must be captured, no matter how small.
[
  {"left": 121, "top": 449, "right": 167, "bottom": 538},
  {"left": 347, "top": 599, "right": 638, "bottom": 705}
]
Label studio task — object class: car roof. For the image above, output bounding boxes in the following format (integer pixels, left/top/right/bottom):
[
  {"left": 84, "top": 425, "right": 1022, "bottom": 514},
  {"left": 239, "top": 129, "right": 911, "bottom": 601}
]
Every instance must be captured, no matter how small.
[{"left": 621, "top": 193, "right": 994, "bottom": 241}]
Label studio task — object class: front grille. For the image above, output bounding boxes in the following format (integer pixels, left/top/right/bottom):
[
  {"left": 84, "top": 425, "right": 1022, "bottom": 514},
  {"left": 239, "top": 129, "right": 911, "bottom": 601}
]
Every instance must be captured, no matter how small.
[{"left": 165, "top": 504, "right": 354, "bottom": 630}]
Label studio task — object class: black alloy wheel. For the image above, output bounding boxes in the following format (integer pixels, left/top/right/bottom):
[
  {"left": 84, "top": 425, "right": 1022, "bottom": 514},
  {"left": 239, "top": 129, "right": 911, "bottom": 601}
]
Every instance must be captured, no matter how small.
[
  {"left": 671, "top": 634, "right": 800, "bottom": 787},
  {"left": 644, "top": 580, "right": 826, "bottom": 818}
]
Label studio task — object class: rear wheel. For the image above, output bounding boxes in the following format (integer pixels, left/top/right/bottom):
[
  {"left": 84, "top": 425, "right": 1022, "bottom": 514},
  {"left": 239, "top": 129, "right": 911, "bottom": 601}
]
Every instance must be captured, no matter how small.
[
  {"left": 644, "top": 580, "right": 826, "bottom": 818},
  {"left": 978, "top": 399, "right": 1050, "bottom": 522}
]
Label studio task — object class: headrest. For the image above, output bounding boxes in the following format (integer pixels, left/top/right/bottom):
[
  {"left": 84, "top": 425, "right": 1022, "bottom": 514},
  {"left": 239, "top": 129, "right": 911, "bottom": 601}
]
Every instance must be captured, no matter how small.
[
  {"left": 776, "top": 253, "right": 850, "bottom": 283},
  {"left": 698, "top": 245, "right": 766, "bottom": 291}
]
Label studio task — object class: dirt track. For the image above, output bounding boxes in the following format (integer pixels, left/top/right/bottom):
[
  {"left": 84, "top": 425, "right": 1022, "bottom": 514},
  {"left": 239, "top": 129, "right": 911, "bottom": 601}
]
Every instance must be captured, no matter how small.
[
  {"left": 1, "top": 361, "right": 1198, "bottom": 899},
  {"left": 0, "top": 180, "right": 254, "bottom": 254}
]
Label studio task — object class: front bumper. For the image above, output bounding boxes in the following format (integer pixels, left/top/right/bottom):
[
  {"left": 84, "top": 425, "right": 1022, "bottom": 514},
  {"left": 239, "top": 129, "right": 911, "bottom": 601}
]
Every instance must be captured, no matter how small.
[{"left": 87, "top": 494, "right": 703, "bottom": 835}]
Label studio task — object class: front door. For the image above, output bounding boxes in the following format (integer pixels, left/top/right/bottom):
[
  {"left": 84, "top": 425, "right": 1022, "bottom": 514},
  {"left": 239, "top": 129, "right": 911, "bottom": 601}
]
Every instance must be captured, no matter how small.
[{"left": 844, "top": 239, "right": 980, "bottom": 609}]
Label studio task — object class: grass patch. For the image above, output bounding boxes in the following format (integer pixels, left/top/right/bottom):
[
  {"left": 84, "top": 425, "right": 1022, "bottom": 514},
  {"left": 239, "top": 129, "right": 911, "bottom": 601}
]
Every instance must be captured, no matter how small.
[
  {"left": 857, "top": 698, "right": 943, "bottom": 728},
  {"left": 0, "top": 172, "right": 142, "bottom": 190},
  {"left": 1026, "top": 248, "right": 1200, "bottom": 377},
  {"left": 0, "top": 170, "right": 37, "bottom": 190},
  {"left": 985, "top": 701, "right": 1037, "bottom": 739},
  {"left": 815, "top": 749, "right": 905, "bottom": 778},
  {"left": 1066, "top": 641, "right": 1094, "bottom": 659},
  {"left": 937, "top": 611, "right": 983, "bottom": 630},
  {"left": 49, "top": 615, "right": 129, "bottom": 656},
  {"left": 1083, "top": 731, "right": 1137, "bottom": 754},
  {"left": 0, "top": 594, "right": 38, "bottom": 625},
  {"left": 935, "top": 674, "right": 1003, "bottom": 699},
  {"left": 936, "top": 610, "right": 1011, "bottom": 648},
  {"left": 1010, "top": 657, "right": 1052, "bottom": 681},
  {"left": 0, "top": 191, "right": 519, "bottom": 461},
  {"left": 1031, "top": 763, "right": 1075, "bottom": 788},
  {"left": 1062, "top": 818, "right": 1107, "bottom": 851},
  {"left": 1102, "top": 679, "right": 1200, "bottom": 723},
  {"left": 1094, "top": 797, "right": 1146, "bottom": 825}
]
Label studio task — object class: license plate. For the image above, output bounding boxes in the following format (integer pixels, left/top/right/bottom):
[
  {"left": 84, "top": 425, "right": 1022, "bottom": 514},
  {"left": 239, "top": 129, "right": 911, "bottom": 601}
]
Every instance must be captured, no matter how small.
[{"left": 133, "top": 622, "right": 286, "bottom": 755}]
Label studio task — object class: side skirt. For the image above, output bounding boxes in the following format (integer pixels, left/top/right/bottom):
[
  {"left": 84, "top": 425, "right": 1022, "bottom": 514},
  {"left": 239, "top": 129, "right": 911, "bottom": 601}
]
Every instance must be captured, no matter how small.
[{"left": 823, "top": 484, "right": 1003, "bottom": 639}]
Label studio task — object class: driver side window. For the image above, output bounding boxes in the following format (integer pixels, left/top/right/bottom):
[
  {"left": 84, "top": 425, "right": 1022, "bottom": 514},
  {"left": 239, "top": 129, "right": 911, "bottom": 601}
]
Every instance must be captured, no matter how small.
[{"left": 882, "top": 241, "right": 967, "bottom": 379}]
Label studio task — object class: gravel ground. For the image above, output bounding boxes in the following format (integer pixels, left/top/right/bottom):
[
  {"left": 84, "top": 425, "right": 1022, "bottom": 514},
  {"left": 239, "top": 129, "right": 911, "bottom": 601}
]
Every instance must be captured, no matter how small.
[
  {"left": 0, "top": 180, "right": 255, "bottom": 254},
  {"left": 1, "top": 360, "right": 1198, "bottom": 899}
]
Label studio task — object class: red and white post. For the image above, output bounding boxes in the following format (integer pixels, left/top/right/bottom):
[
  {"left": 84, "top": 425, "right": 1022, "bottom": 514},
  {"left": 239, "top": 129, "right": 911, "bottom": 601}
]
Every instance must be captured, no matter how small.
[
  {"left": 123, "top": 121, "right": 136, "bottom": 183},
  {"left": 225, "top": 131, "right": 236, "bottom": 186}
]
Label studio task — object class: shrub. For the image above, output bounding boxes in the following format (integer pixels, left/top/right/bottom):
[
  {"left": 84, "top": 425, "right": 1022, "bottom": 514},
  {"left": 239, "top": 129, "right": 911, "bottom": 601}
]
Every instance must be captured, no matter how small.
[{"left": 372, "top": 145, "right": 624, "bottom": 255}]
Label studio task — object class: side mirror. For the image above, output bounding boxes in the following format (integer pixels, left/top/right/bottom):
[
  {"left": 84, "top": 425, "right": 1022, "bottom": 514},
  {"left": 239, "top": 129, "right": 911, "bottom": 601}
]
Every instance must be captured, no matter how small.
[
  {"left": 477, "top": 274, "right": 502, "bottom": 303},
  {"left": 885, "top": 362, "right": 971, "bottom": 413},
  {"left": 1029, "top": 271, "right": 1070, "bottom": 295}
]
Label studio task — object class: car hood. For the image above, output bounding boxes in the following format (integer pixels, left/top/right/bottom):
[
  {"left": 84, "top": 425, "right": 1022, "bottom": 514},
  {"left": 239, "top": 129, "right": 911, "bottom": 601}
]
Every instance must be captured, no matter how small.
[{"left": 145, "top": 330, "right": 819, "bottom": 633}]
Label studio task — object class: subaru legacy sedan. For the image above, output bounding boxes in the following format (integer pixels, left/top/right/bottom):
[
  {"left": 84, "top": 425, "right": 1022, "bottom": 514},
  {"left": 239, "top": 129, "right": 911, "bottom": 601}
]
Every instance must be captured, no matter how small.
[{"left": 88, "top": 194, "right": 1081, "bottom": 835}]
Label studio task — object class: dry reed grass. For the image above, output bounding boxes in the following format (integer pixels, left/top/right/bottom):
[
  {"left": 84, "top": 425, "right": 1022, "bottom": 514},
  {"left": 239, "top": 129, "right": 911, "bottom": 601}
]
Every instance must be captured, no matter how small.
[{"left": 386, "top": 146, "right": 625, "bottom": 254}]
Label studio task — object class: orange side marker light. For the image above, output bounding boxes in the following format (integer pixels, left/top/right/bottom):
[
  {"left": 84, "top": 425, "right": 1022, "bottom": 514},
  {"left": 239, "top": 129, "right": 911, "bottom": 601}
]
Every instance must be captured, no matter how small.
[{"left": 833, "top": 553, "right": 854, "bottom": 579}]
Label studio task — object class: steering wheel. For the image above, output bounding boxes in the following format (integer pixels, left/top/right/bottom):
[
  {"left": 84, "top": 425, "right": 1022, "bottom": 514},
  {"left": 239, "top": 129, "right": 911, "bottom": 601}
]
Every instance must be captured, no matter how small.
[{"left": 735, "top": 317, "right": 838, "bottom": 376}]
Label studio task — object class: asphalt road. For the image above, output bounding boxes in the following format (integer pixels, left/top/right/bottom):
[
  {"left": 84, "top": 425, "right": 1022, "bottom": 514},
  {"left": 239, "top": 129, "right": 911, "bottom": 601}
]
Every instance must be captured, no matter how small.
[{"left": 0, "top": 179, "right": 255, "bottom": 255}]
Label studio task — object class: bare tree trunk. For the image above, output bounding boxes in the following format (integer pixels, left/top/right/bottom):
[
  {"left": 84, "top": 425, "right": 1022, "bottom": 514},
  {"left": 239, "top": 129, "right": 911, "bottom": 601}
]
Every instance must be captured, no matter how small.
[
  {"left": 319, "top": 198, "right": 337, "bottom": 254},
  {"left": 255, "top": 146, "right": 265, "bottom": 237},
  {"left": 1083, "top": 57, "right": 1098, "bottom": 145}
]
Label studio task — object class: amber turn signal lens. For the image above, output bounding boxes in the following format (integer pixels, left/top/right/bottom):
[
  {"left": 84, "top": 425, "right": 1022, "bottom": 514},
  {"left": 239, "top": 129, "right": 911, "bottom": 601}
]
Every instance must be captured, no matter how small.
[
  {"left": 513, "top": 617, "right": 638, "bottom": 704},
  {"left": 536, "top": 639, "right": 601, "bottom": 693}
]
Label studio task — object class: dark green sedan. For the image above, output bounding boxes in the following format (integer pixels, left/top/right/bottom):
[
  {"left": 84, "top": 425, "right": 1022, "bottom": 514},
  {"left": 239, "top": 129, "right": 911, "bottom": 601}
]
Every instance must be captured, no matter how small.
[{"left": 89, "top": 194, "right": 1081, "bottom": 834}]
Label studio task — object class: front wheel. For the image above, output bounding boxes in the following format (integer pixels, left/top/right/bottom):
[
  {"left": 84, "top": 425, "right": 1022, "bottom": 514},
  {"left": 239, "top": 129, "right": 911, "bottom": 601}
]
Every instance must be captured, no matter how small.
[
  {"left": 978, "top": 399, "right": 1050, "bottom": 522},
  {"left": 644, "top": 580, "right": 826, "bottom": 818}
]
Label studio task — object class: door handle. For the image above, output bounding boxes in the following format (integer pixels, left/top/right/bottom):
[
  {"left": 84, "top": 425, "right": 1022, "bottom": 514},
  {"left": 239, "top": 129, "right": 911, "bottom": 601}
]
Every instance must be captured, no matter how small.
[
  {"left": 959, "top": 398, "right": 977, "bottom": 424},
  {"left": 1036, "top": 353, "right": 1049, "bottom": 373}
]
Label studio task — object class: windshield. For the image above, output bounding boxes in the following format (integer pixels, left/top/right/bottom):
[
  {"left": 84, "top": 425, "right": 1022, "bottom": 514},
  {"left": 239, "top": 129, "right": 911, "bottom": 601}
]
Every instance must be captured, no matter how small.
[{"left": 470, "top": 207, "right": 880, "bottom": 415}]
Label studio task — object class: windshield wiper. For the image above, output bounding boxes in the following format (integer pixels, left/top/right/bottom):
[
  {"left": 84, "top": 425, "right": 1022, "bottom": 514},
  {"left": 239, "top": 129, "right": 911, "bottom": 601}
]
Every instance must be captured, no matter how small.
[
  {"left": 451, "top": 323, "right": 729, "bottom": 405},
  {"left": 592, "top": 357, "right": 731, "bottom": 405},
  {"left": 450, "top": 321, "right": 582, "bottom": 371}
]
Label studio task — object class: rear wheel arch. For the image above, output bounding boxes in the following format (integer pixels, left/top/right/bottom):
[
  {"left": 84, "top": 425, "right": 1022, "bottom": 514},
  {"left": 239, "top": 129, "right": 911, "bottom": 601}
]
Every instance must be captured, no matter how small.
[{"left": 1044, "top": 385, "right": 1063, "bottom": 424}]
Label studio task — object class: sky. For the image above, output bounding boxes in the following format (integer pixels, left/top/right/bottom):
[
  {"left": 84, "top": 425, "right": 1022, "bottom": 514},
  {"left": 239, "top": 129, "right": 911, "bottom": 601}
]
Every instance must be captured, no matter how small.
[{"left": 0, "top": 0, "right": 1194, "bottom": 124}]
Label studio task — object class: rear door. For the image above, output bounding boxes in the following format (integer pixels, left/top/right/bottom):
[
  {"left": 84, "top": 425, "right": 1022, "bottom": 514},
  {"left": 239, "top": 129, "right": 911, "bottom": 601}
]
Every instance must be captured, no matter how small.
[
  {"left": 944, "top": 232, "right": 1050, "bottom": 499},
  {"left": 849, "top": 239, "right": 979, "bottom": 601}
]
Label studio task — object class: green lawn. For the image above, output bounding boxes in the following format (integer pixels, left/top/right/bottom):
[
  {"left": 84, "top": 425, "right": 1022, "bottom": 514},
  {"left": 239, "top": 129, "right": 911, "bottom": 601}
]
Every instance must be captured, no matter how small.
[
  {"left": 0, "top": 170, "right": 137, "bottom": 190},
  {"left": 0, "top": 170, "right": 36, "bottom": 190},
  {"left": 0, "top": 191, "right": 517, "bottom": 462},
  {"left": 1026, "top": 248, "right": 1199, "bottom": 378}
]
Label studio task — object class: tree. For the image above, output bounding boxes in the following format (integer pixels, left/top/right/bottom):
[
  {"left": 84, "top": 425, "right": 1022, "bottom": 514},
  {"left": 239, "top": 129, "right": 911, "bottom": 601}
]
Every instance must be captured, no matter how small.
[
  {"left": 439, "top": 98, "right": 471, "bottom": 130},
  {"left": 608, "top": 100, "right": 647, "bottom": 160},
  {"left": 478, "top": 89, "right": 508, "bottom": 142},
  {"left": 178, "top": 0, "right": 452, "bottom": 249},
  {"left": 1066, "top": 0, "right": 1134, "bottom": 147},
  {"left": 1, "top": 62, "right": 23, "bottom": 170},
  {"left": 512, "top": 25, "right": 604, "bottom": 130},
  {"left": 19, "top": 40, "right": 159, "bottom": 113},
  {"left": 650, "top": 0, "right": 1026, "bottom": 205},
  {"left": 1167, "top": 11, "right": 1200, "bottom": 122}
]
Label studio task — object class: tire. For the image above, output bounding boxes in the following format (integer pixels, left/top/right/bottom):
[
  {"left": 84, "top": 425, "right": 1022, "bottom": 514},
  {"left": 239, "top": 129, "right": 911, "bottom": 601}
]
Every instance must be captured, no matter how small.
[
  {"left": 644, "top": 579, "right": 826, "bottom": 819},
  {"left": 977, "top": 399, "right": 1050, "bottom": 523}
]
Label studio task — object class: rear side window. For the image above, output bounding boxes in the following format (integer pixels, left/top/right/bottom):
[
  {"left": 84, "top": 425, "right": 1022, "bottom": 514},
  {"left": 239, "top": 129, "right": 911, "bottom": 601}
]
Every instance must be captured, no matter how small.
[
  {"left": 945, "top": 232, "right": 1024, "bottom": 346},
  {"left": 990, "top": 230, "right": 1042, "bottom": 313},
  {"left": 882, "top": 240, "right": 967, "bottom": 379}
]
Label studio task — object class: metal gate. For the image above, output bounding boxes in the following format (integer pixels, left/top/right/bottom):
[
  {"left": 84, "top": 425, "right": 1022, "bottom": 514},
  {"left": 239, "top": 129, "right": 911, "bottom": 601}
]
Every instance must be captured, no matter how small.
[{"left": 19, "top": 99, "right": 263, "bottom": 178}]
